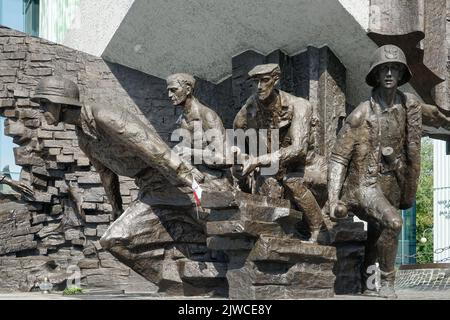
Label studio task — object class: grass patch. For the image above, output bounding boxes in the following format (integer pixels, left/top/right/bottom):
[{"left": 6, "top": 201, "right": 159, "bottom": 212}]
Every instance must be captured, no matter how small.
[{"left": 63, "top": 287, "right": 84, "bottom": 296}]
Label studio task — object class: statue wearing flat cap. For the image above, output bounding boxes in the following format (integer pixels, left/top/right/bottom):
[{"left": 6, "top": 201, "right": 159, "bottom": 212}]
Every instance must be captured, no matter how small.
[{"left": 233, "top": 63, "right": 327, "bottom": 243}]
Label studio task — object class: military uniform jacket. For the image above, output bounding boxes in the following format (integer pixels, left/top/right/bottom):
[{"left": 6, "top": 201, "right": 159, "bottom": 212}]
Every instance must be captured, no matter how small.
[{"left": 331, "top": 90, "right": 422, "bottom": 209}]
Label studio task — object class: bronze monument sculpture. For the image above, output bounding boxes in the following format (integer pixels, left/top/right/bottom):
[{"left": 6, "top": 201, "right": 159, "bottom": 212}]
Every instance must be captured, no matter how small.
[
  {"left": 166, "top": 73, "right": 229, "bottom": 169},
  {"left": 2, "top": 0, "right": 450, "bottom": 300},
  {"left": 328, "top": 45, "right": 423, "bottom": 298},
  {"left": 233, "top": 64, "right": 327, "bottom": 243},
  {"left": 31, "top": 76, "right": 231, "bottom": 294},
  {"left": 31, "top": 76, "right": 209, "bottom": 220},
  {"left": 0, "top": 174, "right": 34, "bottom": 198}
]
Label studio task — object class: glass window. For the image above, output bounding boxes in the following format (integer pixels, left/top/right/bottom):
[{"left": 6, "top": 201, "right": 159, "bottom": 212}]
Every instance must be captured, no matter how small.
[{"left": 24, "top": 0, "right": 39, "bottom": 36}]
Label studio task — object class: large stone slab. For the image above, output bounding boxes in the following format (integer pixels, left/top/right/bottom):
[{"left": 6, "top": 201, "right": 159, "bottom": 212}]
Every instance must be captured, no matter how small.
[
  {"left": 326, "top": 221, "right": 367, "bottom": 244},
  {"left": 207, "top": 236, "right": 255, "bottom": 251},
  {"left": 253, "top": 262, "right": 336, "bottom": 288},
  {"left": 249, "top": 236, "right": 337, "bottom": 264},
  {"left": 253, "top": 285, "right": 334, "bottom": 300},
  {"left": 201, "top": 191, "right": 291, "bottom": 209},
  {"left": 206, "top": 220, "right": 294, "bottom": 238}
]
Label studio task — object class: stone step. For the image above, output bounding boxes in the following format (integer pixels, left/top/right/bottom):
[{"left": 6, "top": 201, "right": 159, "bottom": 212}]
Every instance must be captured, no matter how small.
[
  {"left": 201, "top": 191, "right": 291, "bottom": 209},
  {"left": 253, "top": 262, "right": 336, "bottom": 288},
  {"left": 207, "top": 236, "right": 255, "bottom": 251},
  {"left": 206, "top": 220, "right": 297, "bottom": 238},
  {"left": 249, "top": 235, "right": 337, "bottom": 264}
]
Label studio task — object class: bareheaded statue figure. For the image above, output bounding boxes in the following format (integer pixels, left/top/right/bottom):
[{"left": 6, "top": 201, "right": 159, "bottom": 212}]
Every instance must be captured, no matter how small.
[
  {"left": 328, "top": 45, "right": 423, "bottom": 298},
  {"left": 233, "top": 63, "right": 327, "bottom": 243},
  {"left": 166, "top": 73, "right": 230, "bottom": 170}
]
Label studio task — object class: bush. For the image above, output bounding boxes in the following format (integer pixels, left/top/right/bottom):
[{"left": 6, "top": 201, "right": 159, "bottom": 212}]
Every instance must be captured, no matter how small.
[{"left": 63, "top": 287, "right": 84, "bottom": 296}]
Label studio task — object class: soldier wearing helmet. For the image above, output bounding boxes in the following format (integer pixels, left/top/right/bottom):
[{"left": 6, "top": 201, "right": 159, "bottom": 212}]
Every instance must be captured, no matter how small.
[
  {"left": 31, "top": 76, "right": 211, "bottom": 222},
  {"left": 327, "top": 45, "right": 422, "bottom": 298}
]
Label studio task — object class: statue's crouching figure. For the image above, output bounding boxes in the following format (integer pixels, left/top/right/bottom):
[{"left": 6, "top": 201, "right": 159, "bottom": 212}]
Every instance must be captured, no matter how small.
[
  {"left": 31, "top": 76, "right": 229, "bottom": 294},
  {"left": 233, "top": 64, "right": 327, "bottom": 243}
]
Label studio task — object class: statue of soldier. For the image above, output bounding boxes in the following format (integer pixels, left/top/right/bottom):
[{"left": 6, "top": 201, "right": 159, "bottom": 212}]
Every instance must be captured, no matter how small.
[
  {"left": 166, "top": 73, "right": 229, "bottom": 169},
  {"left": 31, "top": 76, "right": 211, "bottom": 224},
  {"left": 233, "top": 64, "right": 327, "bottom": 243},
  {"left": 328, "top": 45, "right": 423, "bottom": 298}
]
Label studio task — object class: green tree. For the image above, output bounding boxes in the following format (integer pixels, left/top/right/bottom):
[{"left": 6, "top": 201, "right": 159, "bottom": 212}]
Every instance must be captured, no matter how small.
[{"left": 415, "top": 137, "right": 434, "bottom": 264}]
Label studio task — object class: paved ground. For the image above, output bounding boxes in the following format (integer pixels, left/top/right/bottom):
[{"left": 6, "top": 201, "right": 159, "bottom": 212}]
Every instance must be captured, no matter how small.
[{"left": 0, "top": 290, "right": 449, "bottom": 300}]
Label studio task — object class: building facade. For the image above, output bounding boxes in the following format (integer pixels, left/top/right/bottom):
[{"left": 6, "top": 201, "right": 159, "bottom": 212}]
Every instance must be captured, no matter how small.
[{"left": 434, "top": 140, "right": 450, "bottom": 262}]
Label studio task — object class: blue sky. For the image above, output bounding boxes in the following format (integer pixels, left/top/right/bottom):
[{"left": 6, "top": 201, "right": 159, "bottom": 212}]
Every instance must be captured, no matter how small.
[
  {"left": 0, "top": 0, "right": 24, "bottom": 32},
  {"left": 0, "top": 0, "right": 24, "bottom": 178}
]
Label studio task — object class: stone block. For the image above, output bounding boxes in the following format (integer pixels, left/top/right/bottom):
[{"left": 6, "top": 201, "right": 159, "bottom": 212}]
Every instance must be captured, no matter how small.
[
  {"left": 0, "top": 68, "right": 17, "bottom": 76},
  {"left": 54, "top": 131, "right": 77, "bottom": 140},
  {"left": 207, "top": 236, "right": 255, "bottom": 251},
  {"left": 96, "top": 225, "right": 109, "bottom": 237},
  {"left": 78, "top": 173, "right": 101, "bottom": 184},
  {"left": 56, "top": 154, "right": 74, "bottom": 163},
  {"left": 78, "top": 259, "right": 100, "bottom": 269},
  {"left": 180, "top": 261, "right": 227, "bottom": 280},
  {"left": 13, "top": 89, "right": 28, "bottom": 98},
  {"left": 0, "top": 99, "right": 14, "bottom": 108},
  {"left": 84, "top": 228, "right": 97, "bottom": 237},
  {"left": 253, "top": 285, "right": 334, "bottom": 300},
  {"left": 37, "top": 129, "right": 53, "bottom": 139},
  {"left": 25, "top": 68, "right": 53, "bottom": 77},
  {"left": 30, "top": 53, "right": 52, "bottom": 61},
  {"left": 37, "top": 224, "right": 61, "bottom": 238},
  {"left": 85, "top": 215, "right": 110, "bottom": 224},
  {"left": 249, "top": 235, "right": 337, "bottom": 264},
  {"left": 327, "top": 221, "right": 367, "bottom": 244}
]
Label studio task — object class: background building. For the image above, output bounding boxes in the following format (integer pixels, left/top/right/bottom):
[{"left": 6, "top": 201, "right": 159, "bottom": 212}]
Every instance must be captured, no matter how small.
[{"left": 434, "top": 140, "right": 450, "bottom": 262}]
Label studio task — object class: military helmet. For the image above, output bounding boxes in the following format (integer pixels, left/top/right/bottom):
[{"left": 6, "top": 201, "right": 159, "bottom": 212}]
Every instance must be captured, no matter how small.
[
  {"left": 31, "top": 76, "right": 82, "bottom": 108},
  {"left": 365, "top": 44, "right": 413, "bottom": 87}
]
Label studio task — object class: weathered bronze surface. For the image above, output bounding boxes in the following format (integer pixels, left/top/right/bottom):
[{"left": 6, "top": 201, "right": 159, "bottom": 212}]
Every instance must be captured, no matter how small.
[
  {"left": 328, "top": 45, "right": 423, "bottom": 298},
  {"left": 233, "top": 64, "right": 326, "bottom": 243},
  {"left": 0, "top": 174, "right": 34, "bottom": 199},
  {"left": 31, "top": 76, "right": 231, "bottom": 295},
  {"left": 166, "top": 73, "right": 231, "bottom": 171}
]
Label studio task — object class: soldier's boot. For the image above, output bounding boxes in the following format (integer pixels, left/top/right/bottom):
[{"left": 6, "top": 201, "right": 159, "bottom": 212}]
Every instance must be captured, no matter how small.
[
  {"left": 291, "top": 187, "right": 324, "bottom": 243},
  {"left": 379, "top": 270, "right": 397, "bottom": 299}
]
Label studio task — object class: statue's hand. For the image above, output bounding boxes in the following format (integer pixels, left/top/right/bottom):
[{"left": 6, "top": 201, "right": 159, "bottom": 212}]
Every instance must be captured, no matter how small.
[
  {"left": 10, "top": 181, "right": 34, "bottom": 199},
  {"left": 329, "top": 201, "right": 338, "bottom": 221},
  {"left": 329, "top": 200, "right": 348, "bottom": 221}
]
